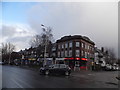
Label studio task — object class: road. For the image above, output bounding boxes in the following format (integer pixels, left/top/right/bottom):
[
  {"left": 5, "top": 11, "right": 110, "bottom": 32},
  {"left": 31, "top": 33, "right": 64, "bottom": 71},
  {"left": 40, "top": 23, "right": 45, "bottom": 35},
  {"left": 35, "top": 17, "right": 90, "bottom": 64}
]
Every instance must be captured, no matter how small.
[
  {"left": 0, "top": 65, "right": 2, "bottom": 89},
  {"left": 2, "top": 65, "right": 119, "bottom": 88}
]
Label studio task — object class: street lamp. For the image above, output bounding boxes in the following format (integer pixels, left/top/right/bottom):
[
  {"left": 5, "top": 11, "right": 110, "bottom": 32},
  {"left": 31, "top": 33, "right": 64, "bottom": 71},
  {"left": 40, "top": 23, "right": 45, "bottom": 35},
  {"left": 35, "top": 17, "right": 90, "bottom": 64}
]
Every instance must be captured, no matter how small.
[{"left": 41, "top": 24, "right": 48, "bottom": 66}]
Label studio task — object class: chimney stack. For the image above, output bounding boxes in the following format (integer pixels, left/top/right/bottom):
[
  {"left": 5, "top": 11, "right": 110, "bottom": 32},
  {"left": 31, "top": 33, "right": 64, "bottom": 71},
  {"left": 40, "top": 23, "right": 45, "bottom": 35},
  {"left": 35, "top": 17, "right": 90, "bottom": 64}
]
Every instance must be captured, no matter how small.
[{"left": 101, "top": 47, "right": 104, "bottom": 52}]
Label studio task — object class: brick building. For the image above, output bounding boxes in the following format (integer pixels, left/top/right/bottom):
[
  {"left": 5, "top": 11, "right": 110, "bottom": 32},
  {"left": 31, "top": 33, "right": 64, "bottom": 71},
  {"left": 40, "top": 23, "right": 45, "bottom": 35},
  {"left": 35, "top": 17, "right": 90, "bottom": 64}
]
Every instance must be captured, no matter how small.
[{"left": 54, "top": 35, "right": 95, "bottom": 70}]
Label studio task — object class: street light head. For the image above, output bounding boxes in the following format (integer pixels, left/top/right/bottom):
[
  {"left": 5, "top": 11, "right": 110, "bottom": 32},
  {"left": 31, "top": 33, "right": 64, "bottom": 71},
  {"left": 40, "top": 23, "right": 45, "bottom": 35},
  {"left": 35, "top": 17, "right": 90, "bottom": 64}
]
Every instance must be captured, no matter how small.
[{"left": 41, "top": 24, "right": 44, "bottom": 26}]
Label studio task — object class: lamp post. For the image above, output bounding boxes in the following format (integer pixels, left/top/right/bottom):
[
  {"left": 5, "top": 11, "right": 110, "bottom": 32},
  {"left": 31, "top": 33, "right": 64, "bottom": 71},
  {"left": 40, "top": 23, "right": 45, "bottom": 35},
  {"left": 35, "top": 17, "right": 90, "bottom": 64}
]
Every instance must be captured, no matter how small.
[{"left": 41, "top": 24, "right": 48, "bottom": 66}]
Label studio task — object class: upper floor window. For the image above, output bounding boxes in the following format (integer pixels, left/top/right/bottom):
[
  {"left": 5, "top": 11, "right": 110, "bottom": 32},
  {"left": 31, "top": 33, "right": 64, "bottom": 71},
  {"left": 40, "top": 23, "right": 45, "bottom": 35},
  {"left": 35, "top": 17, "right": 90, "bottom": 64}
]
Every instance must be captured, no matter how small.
[
  {"left": 62, "top": 44, "right": 64, "bottom": 49},
  {"left": 75, "top": 50, "right": 80, "bottom": 57},
  {"left": 65, "top": 43, "right": 68, "bottom": 48},
  {"left": 85, "top": 44, "right": 87, "bottom": 49},
  {"left": 88, "top": 45, "right": 90, "bottom": 49},
  {"left": 81, "top": 42, "right": 84, "bottom": 48},
  {"left": 65, "top": 50, "right": 67, "bottom": 57},
  {"left": 81, "top": 50, "right": 84, "bottom": 57},
  {"left": 58, "top": 52, "right": 60, "bottom": 57},
  {"left": 76, "top": 42, "right": 80, "bottom": 47},
  {"left": 69, "top": 50, "right": 72, "bottom": 57},
  {"left": 69, "top": 42, "right": 72, "bottom": 48},
  {"left": 61, "top": 51, "right": 64, "bottom": 57},
  {"left": 92, "top": 47, "right": 94, "bottom": 51},
  {"left": 58, "top": 44, "right": 61, "bottom": 49}
]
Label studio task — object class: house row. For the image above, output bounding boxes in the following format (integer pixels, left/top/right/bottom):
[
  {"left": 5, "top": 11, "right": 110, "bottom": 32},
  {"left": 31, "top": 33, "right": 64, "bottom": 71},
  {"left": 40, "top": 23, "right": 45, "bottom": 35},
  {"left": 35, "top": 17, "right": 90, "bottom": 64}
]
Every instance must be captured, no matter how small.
[
  {"left": 18, "top": 35, "right": 96, "bottom": 70},
  {"left": 11, "top": 35, "right": 116, "bottom": 70}
]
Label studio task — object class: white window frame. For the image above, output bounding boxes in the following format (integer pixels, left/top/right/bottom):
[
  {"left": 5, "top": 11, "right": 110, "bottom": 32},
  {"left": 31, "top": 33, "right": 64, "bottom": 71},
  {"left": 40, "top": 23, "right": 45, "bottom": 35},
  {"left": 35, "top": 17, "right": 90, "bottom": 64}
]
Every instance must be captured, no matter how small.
[
  {"left": 65, "top": 50, "right": 67, "bottom": 57},
  {"left": 85, "top": 44, "right": 88, "bottom": 49},
  {"left": 58, "top": 44, "right": 61, "bottom": 49},
  {"left": 69, "top": 50, "right": 72, "bottom": 57},
  {"left": 87, "top": 45, "right": 89, "bottom": 50},
  {"left": 81, "top": 42, "right": 84, "bottom": 48},
  {"left": 75, "top": 50, "right": 80, "bottom": 57},
  {"left": 61, "top": 51, "right": 64, "bottom": 57},
  {"left": 62, "top": 44, "right": 64, "bottom": 49},
  {"left": 76, "top": 42, "right": 80, "bottom": 47},
  {"left": 85, "top": 52, "right": 87, "bottom": 58},
  {"left": 82, "top": 50, "right": 84, "bottom": 56},
  {"left": 65, "top": 43, "right": 68, "bottom": 48},
  {"left": 58, "top": 52, "right": 60, "bottom": 57},
  {"left": 69, "top": 42, "right": 72, "bottom": 48}
]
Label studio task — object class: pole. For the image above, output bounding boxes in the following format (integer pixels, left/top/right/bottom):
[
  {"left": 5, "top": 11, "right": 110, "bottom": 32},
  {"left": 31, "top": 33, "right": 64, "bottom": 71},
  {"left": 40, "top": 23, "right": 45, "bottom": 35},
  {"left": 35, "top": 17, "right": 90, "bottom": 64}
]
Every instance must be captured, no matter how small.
[
  {"left": 44, "top": 39, "right": 47, "bottom": 66},
  {"left": 43, "top": 26, "right": 48, "bottom": 66},
  {"left": 9, "top": 53, "right": 11, "bottom": 64}
]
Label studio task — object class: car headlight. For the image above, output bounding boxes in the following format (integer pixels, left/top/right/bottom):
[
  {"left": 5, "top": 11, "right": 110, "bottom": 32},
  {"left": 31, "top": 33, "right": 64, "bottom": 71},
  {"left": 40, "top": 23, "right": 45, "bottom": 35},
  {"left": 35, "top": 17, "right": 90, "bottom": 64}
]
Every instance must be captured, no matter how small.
[
  {"left": 68, "top": 67, "right": 71, "bottom": 70},
  {"left": 40, "top": 68, "right": 44, "bottom": 70}
]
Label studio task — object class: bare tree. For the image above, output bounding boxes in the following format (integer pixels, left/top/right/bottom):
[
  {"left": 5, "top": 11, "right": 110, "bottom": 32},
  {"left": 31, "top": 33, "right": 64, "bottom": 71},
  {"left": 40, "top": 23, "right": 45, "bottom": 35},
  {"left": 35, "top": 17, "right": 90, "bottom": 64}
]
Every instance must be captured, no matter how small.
[
  {"left": 29, "top": 26, "right": 54, "bottom": 48},
  {"left": 105, "top": 47, "right": 117, "bottom": 64},
  {"left": 29, "top": 25, "right": 54, "bottom": 66},
  {"left": 29, "top": 35, "right": 42, "bottom": 48},
  {"left": 1, "top": 42, "right": 15, "bottom": 63}
]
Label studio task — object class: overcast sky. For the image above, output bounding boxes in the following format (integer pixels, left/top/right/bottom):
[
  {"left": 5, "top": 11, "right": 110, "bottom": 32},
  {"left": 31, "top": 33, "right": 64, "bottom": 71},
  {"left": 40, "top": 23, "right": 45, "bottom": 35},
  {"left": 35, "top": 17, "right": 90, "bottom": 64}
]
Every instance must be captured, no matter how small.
[{"left": 1, "top": 1, "right": 118, "bottom": 57}]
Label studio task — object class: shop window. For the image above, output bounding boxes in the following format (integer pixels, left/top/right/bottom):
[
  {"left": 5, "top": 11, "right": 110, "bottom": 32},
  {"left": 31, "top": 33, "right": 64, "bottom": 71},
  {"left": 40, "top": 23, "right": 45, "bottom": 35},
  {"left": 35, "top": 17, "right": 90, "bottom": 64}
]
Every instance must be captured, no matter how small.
[{"left": 85, "top": 52, "right": 87, "bottom": 58}]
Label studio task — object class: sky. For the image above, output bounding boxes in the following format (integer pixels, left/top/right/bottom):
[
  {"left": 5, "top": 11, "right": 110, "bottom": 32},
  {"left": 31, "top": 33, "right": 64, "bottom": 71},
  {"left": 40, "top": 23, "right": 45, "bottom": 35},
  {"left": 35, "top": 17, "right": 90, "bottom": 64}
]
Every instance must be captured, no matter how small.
[{"left": 0, "top": 1, "right": 118, "bottom": 57}]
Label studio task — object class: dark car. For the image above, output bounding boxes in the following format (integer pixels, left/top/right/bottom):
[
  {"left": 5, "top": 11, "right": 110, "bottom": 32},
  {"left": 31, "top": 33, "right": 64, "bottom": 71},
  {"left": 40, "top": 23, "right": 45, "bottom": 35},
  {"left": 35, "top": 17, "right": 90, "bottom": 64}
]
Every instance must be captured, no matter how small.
[
  {"left": 39, "top": 64, "right": 71, "bottom": 76},
  {"left": 105, "top": 64, "right": 112, "bottom": 71},
  {"left": 0, "top": 62, "right": 6, "bottom": 65}
]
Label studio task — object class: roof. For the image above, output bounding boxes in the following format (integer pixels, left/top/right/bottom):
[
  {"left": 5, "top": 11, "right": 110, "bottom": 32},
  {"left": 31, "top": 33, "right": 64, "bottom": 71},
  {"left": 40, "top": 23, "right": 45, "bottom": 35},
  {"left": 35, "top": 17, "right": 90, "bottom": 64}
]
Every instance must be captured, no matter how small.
[{"left": 56, "top": 35, "right": 95, "bottom": 45}]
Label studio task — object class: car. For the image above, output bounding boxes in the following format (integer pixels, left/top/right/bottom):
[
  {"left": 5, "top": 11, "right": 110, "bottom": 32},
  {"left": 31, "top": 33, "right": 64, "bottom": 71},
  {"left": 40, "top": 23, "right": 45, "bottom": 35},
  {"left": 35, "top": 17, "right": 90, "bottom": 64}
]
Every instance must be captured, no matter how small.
[
  {"left": 105, "top": 64, "right": 112, "bottom": 71},
  {"left": 112, "top": 65, "right": 116, "bottom": 71},
  {"left": 0, "top": 62, "right": 5, "bottom": 65},
  {"left": 39, "top": 64, "right": 71, "bottom": 76},
  {"left": 116, "top": 66, "right": 120, "bottom": 71}
]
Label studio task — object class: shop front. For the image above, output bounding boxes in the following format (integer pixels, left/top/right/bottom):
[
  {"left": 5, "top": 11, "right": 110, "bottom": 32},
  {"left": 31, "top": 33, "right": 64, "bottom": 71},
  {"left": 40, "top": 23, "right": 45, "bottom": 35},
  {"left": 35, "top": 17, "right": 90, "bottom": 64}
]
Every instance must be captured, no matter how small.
[{"left": 64, "top": 58, "right": 88, "bottom": 70}]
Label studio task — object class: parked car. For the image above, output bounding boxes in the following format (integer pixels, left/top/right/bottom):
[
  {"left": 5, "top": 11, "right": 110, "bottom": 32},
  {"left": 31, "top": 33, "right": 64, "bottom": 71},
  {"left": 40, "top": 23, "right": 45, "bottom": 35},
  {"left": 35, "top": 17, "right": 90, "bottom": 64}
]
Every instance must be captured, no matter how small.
[
  {"left": 112, "top": 65, "right": 116, "bottom": 71},
  {"left": 116, "top": 66, "right": 120, "bottom": 71},
  {"left": 105, "top": 64, "right": 112, "bottom": 71},
  {"left": 0, "top": 62, "right": 5, "bottom": 65},
  {"left": 39, "top": 64, "right": 71, "bottom": 76},
  {"left": 0, "top": 62, "right": 3, "bottom": 65}
]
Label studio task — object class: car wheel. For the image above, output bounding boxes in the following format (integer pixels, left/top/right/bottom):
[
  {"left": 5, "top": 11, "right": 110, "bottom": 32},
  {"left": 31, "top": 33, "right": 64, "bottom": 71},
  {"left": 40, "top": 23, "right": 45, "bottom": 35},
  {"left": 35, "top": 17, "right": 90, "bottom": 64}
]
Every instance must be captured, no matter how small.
[
  {"left": 65, "top": 71, "right": 69, "bottom": 76},
  {"left": 45, "top": 70, "right": 49, "bottom": 75}
]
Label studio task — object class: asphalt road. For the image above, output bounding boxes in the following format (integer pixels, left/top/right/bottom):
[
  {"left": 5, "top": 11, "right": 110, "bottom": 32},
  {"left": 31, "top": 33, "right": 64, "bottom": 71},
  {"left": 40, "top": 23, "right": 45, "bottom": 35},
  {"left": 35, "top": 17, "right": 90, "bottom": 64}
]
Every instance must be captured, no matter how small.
[
  {"left": 1, "top": 65, "right": 119, "bottom": 88},
  {"left": 0, "top": 65, "right": 2, "bottom": 89}
]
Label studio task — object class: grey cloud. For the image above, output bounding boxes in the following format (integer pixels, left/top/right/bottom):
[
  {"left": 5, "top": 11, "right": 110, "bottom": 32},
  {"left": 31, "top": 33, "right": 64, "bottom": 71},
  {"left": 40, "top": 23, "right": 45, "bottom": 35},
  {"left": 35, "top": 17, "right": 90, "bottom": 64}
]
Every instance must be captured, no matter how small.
[
  {"left": 2, "top": 25, "right": 17, "bottom": 37},
  {"left": 1, "top": 24, "right": 34, "bottom": 51},
  {"left": 27, "top": 2, "right": 118, "bottom": 57},
  {"left": 6, "top": 36, "right": 31, "bottom": 43},
  {"left": 6, "top": 36, "right": 32, "bottom": 51}
]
